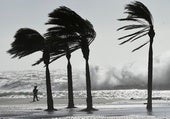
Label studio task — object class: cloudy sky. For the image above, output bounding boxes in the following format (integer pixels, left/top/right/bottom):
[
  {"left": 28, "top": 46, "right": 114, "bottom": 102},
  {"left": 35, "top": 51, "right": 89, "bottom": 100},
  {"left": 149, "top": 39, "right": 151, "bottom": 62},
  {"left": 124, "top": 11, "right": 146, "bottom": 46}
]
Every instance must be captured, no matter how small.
[{"left": 0, "top": 0, "right": 170, "bottom": 71}]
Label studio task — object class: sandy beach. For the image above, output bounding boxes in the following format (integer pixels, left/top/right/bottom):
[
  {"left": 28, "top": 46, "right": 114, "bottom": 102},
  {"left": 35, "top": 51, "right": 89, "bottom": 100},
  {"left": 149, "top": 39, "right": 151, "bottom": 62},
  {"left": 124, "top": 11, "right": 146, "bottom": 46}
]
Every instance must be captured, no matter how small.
[{"left": 0, "top": 97, "right": 170, "bottom": 119}]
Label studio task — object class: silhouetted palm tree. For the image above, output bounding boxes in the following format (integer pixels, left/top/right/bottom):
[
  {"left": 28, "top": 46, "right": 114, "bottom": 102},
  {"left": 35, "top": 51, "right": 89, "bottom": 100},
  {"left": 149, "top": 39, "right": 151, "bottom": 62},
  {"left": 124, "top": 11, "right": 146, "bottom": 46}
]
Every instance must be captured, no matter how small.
[
  {"left": 46, "top": 6, "right": 96, "bottom": 110},
  {"left": 45, "top": 7, "right": 80, "bottom": 108},
  {"left": 7, "top": 28, "right": 55, "bottom": 111},
  {"left": 79, "top": 20, "right": 96, "bottom": 111},
  {"left": 117, "top": 1, "right": 155, "bottom": 111}
]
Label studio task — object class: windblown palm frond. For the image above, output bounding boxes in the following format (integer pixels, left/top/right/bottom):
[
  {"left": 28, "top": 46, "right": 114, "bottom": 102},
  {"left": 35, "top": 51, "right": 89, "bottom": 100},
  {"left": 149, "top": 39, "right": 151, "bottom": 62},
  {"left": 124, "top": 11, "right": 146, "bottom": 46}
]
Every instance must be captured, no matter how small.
[
  {"left": 45, "top": 6, "right": 96, "bottom": 63},
  {"left": 46, "top": 6, "right": 95, "bottom": 43},
  {"left": 32, "top": 36, "right": 66, "bottom": 66},
  {"left": 117, "top": 1, "right": 154, "bottom": 52},
  {"left": 83, "top": 19, "right": 96, "bottom": 44},
  {"left": 7, "top": 28, "right": 45, "bottom": 58}
]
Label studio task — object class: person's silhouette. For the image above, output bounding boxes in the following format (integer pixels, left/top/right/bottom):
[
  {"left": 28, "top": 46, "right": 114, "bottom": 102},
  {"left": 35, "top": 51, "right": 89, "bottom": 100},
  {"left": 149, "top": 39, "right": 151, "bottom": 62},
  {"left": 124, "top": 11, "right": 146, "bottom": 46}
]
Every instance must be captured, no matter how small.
[{"left": 33, "top": 86, "right": 39, "bottom": 102}]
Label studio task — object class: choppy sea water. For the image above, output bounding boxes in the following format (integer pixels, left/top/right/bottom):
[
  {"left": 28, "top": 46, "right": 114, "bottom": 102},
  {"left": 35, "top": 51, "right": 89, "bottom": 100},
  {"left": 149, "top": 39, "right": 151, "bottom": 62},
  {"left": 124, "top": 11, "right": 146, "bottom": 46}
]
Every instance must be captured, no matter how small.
[{"left": 0, "top": 70, "right": 170, "bottom": 100}]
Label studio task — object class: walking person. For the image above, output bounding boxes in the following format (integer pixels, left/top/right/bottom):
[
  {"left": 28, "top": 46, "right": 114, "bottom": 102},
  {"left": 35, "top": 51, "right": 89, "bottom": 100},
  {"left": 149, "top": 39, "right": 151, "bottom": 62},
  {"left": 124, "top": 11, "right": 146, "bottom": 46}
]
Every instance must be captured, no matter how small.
[{"left": 33, "top": 86, "right": 39, "bottom": 102}]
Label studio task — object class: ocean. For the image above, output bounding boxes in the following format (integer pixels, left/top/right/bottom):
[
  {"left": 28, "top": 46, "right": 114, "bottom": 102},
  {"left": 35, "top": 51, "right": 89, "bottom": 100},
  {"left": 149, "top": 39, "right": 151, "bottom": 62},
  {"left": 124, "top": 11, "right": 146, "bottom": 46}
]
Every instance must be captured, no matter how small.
[{"left": 0, "top": 69, "right": 170, "bottom": 100}]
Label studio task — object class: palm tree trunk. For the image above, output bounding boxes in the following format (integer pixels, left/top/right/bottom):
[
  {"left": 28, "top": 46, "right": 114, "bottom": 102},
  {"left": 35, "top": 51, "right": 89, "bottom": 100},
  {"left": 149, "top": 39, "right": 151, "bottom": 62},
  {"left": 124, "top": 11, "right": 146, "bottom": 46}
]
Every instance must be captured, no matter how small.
[
  {"left": 66, "top": 51, "right": 74, "bottom": 108},
  {"left": 147, "top": 40, "right": 153, "bottom": 111},
  {"left": 45, "top": 64, "right": 54, "bottom": 111},
  {"left": 85, "top": 59, "right": 93, "bottom": 110},
  {"left": 147, "top": 27, "right": 155, "bottom": 111},
  {"left": 81, "top": 40, "right": 94, "bottom": 111}
]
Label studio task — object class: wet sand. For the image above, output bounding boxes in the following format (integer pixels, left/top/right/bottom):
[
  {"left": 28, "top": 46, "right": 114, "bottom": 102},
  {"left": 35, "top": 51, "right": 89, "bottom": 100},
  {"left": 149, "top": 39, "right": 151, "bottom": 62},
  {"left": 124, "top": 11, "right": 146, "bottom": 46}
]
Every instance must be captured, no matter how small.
[{"left": 0, "top": 97, "right": 170, "bottom": 118}]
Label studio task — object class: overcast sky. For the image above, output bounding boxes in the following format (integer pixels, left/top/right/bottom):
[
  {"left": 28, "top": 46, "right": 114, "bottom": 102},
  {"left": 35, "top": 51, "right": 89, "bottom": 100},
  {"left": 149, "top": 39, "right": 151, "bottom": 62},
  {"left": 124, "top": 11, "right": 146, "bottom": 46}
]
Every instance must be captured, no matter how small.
[{"left": 0, "top": 0, "right": 170, "bottom": 71}]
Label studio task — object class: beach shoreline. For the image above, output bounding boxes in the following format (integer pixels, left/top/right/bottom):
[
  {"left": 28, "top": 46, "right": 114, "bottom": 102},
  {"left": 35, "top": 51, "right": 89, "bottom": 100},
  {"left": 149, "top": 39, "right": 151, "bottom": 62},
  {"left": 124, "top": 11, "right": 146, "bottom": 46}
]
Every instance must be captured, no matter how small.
[{"left": 0, "top": 97, "right": 169, "bottom": 118}]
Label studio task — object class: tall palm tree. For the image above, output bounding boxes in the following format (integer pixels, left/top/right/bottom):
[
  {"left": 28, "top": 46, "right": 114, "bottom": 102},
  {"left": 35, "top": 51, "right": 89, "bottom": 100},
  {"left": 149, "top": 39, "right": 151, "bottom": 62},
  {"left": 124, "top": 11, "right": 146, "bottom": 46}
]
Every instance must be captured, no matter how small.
[
  {"left": 7, "top": 28, "right": 55, "bottom": 111},
  {"left": 45, "top": 7, "right": 80, "bottom": 108},
  {"left": 45, "top": 6, "right": 96, "bottom": 110},
  {"left": 117, "top": 1, "right": 155, "bottom": 111},
  {"left": 79, "top": 20, "right": 96, "bottom": 111}
]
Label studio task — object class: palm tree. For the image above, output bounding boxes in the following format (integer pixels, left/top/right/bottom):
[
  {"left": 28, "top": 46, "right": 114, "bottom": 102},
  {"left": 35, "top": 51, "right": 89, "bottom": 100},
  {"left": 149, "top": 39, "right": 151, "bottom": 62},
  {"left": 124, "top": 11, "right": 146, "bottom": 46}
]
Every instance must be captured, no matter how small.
[
  {"left": 79, "top": 20, "right": 96, "bottom": 111},
  {"left": 7, "top": 28, "right": 55, "bottom": 111},
  {"left": 117, "top": 1, "right": 155, "bottom": 111},
  {"left": 45, "top": 6, "right": 96, "bottom": 110},
  {"left": 45, "top": 7, "right": 80, "bottom": 108}
]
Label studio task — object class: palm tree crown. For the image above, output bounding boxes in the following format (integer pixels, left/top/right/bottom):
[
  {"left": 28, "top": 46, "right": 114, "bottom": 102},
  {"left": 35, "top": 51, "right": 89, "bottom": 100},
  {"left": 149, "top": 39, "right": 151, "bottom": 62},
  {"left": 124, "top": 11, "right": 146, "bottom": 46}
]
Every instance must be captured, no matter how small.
[
  {"left": 117, "top": 1, "right": 154, "bottom": 52},
  {"left": 8, "top": 28, "right": 44, "bottom": 58},
  {"left": 45, "top": 6, "right": 96, "bottom": 62}
]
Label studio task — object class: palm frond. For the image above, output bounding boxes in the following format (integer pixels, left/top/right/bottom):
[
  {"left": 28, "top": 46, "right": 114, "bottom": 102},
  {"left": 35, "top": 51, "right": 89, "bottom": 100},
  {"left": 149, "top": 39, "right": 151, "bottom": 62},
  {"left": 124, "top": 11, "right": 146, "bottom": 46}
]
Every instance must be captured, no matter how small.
[
  {"left": 118, "top": 18, "right": 146, "bottom": 25},
  {"left": 32, "top": 58, "right": 44, "bottom": 66},
  {"left": 47, "top": 6, "right": 95, "bottom": 44},
  {"left": 117, "top": 24, "right": 148, "bottom": 31},
  {"left": 117, "top": 1, "right": 153, "bottom": 51},
  {"left": 45, "top": 6, "right": 96, "bottom": 60},
  {"left": 130, "top": 32, "right": 148, "bottom": 43},
  {"left": 119, "top": 33, "right": 139, "bottom": 45},
  {"left": 49, "top": 45, "right": 81, "bottom": 64},
  {"left": 124, "top": 1, "right": 153, "bottom": 25},
  {"left": 132, "top": 41, "right": 149, "bottom": 52},
  {"left": 118, "top": 27, "right": 149, "bottom": 40},
  {"left": 7, "top": 28, "right": 44, "bottom": 58}
]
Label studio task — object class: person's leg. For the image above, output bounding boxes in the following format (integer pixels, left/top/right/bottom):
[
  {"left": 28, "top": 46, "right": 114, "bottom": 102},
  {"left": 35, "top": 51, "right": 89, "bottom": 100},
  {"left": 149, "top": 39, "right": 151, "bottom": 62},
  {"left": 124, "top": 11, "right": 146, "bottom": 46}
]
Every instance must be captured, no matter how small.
[
  {"left": 36, "top": 95, "right": 39, "bottom": 101},
  {"left": 33, "top": 95, "right": 35, "bottom": 102}
]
